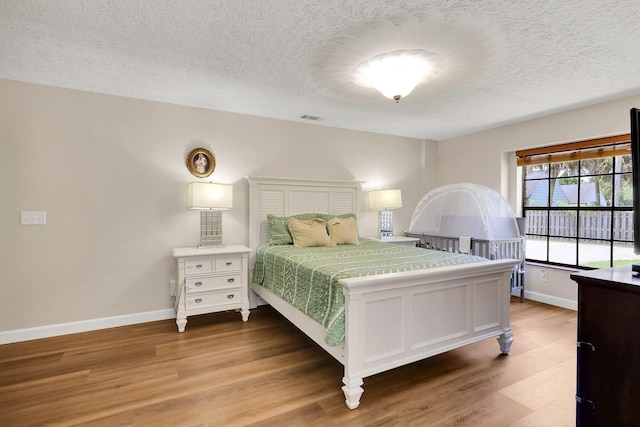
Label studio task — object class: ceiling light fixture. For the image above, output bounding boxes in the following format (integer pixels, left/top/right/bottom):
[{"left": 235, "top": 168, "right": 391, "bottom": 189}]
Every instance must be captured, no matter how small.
[
  {"left": 308, "top": 10, "right": 505, "bottom": 103},
  {"left": 353, "top": 49, "right": 444, "bottom": 102}
]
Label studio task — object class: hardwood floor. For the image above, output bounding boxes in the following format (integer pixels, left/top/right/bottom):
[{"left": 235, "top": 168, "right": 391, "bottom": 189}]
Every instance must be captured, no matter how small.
[{"left": 0, "top": 298, "right": 577, "bottom": 426}]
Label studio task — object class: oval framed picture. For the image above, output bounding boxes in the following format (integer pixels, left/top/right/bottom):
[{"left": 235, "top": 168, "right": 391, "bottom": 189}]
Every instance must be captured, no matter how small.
[{"left": 186, "top": 148, "right": 215, "bottom": 178}]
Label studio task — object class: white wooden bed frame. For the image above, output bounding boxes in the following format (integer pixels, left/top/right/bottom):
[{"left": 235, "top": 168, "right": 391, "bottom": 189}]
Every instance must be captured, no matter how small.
[{"left": 246, "top": 176, "right": 519, "bottom": 409}]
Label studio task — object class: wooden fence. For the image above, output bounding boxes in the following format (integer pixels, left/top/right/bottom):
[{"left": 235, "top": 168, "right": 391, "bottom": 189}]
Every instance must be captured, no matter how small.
[{"left": 525, "top": 211, "right": 633, "bottom": 241}]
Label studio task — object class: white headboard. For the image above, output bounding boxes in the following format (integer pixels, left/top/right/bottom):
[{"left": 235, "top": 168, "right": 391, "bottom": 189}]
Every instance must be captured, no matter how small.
[{"left": 245, "top": 176, "right": 362, "bottom": 251}]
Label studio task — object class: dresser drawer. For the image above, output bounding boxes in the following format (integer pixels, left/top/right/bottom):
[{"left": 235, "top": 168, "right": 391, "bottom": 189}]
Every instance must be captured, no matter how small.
[
  {"left": 185, "top": 274, "right": 241, "bottom": 292},
  {"left": 185, "top": 290, "right": 241, "bottom": 310},
  {"left": 184, "top": 259, "right": 213, "bottom": 275},
  {"left": 215, "top": 255, "right": 242, "bottom": 272}
]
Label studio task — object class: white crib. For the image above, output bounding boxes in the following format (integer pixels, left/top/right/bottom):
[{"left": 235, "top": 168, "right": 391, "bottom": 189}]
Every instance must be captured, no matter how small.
[
  {"left": 404, "top": 232, "right": 526, "bottom": 302},
  {"left": 405, "top": 183, "right": 526, "bottom": 302}
]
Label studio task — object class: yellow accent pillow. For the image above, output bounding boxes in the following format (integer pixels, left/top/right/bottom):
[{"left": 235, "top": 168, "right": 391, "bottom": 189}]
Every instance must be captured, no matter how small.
[
  {"left": 287, "top": 217, "right": 331, "bottom": 248},
  {"left": 329, "top": 216, "right": 361, "bottom": 246}
]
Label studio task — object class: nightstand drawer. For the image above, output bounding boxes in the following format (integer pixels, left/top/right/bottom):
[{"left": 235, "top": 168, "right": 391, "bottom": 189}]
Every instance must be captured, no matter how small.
[
  {"left": 185, "top": 290, "right": 241, "bottom": 310},
  {"left": 215, "top": 255, "right": 242, "bottom": 272},
  {"left": 185, "top": 259, "right": 213, "bottom": 275},
  {"left": 185, "top": 274, "right": 241, "bottom": 292}
]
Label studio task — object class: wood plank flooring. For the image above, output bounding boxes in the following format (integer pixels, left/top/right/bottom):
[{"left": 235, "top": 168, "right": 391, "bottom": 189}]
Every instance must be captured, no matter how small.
[{"left": 0, "top": 298, "right": 577, "bottom": 426}]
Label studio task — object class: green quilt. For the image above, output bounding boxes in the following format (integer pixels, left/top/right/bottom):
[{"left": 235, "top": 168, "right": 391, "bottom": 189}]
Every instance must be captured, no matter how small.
[{"left": 252, "top": 239, "right": 488, "bottom": 347}]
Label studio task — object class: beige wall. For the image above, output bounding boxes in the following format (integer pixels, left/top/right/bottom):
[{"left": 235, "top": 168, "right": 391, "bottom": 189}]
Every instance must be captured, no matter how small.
[
  {"left": 437, "top": 94, "right": 640, "bottom": 308},
  {"left": 4, "top": 77, "right": 639, "bottom": 337},
  {"left": 0, "top": 79, "right": 435, "bottom": 335}
]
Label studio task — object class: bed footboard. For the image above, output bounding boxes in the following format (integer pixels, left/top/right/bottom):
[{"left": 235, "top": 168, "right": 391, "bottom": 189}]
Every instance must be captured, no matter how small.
[{"left": 339, "top": 258, "right": 517, "bottom": 409}]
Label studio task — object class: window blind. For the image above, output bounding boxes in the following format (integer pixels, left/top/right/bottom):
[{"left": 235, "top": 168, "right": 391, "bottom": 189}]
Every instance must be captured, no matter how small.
[{"left": 516, "top": 134, "right": 631, "bottom": 166}]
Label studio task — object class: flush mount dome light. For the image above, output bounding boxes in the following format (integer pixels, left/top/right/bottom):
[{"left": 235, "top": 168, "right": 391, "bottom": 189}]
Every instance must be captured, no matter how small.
[
  {"left": 352, "top": 49, "right": 444, "bottom": 102},
  {"left": 308, "top": 9, "right": 505, "bottom": 103}
]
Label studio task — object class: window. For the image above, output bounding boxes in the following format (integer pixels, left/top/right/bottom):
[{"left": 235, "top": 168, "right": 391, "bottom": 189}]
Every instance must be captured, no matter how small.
[{"left": 518, "top": 134, "right": 640, "bottom": 269}]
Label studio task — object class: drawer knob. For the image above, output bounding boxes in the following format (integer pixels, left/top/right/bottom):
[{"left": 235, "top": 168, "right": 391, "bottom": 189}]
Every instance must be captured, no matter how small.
[
  {"left": 227, "top": 294, "right": 234, "bottom": 299},
  {"left": 196, "top": 264, "right": 203, "bottom": 269},
  {"left": 226, "top": 261, "right": 232, "bottom": 266},
  {"left": 195, "top": 281, "right": 203, "bottom": 287},
  {"left": 195, "top": 298, "right": 202, "bottom": 303},
  {"left": 227, "top": 278, "right": 235, "bottom": 283}
]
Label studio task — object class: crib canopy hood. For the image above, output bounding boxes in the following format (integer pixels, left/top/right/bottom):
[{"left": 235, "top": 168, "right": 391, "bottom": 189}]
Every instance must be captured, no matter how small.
[{"left": 406, "top": 183, "right": 520, "bottom": 240}]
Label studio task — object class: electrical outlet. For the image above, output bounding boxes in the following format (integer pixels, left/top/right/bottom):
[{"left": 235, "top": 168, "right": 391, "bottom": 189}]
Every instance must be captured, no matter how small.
[
  {"left": 169, "top": 279, "right": 176, "bottom": 297},
  {"left": 540, "top": 270, "right": 547, "bottom": 282}
]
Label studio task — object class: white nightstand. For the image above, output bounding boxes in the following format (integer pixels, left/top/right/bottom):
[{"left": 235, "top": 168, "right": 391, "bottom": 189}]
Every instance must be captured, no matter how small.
[
  {"left": 369, "top": 236, "right": 421, "bottom": 247},
  {"left": 172, "top": 245, "right": 252, "bottom": 332}
]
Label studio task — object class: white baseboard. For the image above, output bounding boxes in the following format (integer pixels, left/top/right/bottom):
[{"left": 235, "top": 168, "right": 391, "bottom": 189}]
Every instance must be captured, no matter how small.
[
  {"left": 0, "top": 309, "right": 176, "bottom": 345},
  {"left": 524, "top": 290, "right": 577, "bottom": 311},
  {"left": 1, "top": 290, "right": 576, "bottom": 345}
]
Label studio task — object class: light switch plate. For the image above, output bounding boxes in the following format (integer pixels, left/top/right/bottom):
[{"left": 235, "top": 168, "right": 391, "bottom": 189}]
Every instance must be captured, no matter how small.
[{"left": 21, "top": 211, "right": 46, "bottom": 225}]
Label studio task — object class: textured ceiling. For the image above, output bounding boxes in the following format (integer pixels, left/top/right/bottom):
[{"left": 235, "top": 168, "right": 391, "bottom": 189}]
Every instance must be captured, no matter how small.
[{"left": 2, "top": 0, "right": 640, "bottom": 140}]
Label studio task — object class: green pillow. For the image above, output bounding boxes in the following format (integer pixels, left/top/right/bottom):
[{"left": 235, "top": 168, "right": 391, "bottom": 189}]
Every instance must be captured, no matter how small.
[
  {"left": 267, "top": 213, "right": 319, "bottom": 245},
  {"left": 315, "top": 212, "right": 356, "bottom": 223}
]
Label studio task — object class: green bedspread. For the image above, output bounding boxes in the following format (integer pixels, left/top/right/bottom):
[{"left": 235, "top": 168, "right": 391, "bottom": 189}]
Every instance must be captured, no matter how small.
[{"left": 252, "top": 239, "right": 488, "bottom": 347}]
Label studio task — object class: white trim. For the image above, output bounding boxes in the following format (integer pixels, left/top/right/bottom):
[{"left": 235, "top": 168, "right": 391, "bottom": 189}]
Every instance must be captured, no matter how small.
[
  {"left": 0, "top": 309, "right": 176, "bottom": 345},
  {"left": 524, "top": 290, "right": 577, "bottom": 311}
]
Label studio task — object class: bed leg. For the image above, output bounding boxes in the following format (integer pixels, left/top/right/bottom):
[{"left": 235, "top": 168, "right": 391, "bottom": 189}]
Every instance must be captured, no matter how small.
[
  {"left": 341, "top": 376, "right": 364, "bottom": 409},
  {"left": 497, "top": 328, "right": 513, "bottom": 354}
]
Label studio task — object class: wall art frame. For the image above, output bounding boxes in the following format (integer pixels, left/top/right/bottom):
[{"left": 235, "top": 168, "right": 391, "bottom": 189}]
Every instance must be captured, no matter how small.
[{"left": 186, "top": 147, "right": 215, "bottom": 178}]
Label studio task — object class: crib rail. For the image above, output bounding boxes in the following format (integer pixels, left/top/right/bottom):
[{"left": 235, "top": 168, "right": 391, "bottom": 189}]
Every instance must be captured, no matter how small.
[{"left": 405, "top": 232, "right": 526, "bottom": 302}]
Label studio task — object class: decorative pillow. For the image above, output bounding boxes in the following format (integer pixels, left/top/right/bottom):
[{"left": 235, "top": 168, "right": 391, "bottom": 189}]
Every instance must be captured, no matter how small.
[
  {"left": 316, "top": 212, "right": 356, "bottom": 224},
  {"left": 267, "top": 213, "right": 318, "bottom": 245},
  {"left": 328, "top": 216, "right": 361, "bottom": 246},
  {"left": 287, "top": 217, "right": 331, "bottom": 248}
]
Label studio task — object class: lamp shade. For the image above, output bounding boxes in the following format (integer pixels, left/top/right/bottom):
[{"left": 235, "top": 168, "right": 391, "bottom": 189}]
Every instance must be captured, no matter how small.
[
  {"left": 369, "top": 189, "right": 402, "bottom": 210},
  {"left": 187, "top": 182, "right": 233, "bottom": 210}
]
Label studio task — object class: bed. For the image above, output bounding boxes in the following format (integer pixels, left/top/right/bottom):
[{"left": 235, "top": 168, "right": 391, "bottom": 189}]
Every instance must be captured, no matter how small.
[{"left": 246, "top": 176, "right": 520, "bottom": 409}]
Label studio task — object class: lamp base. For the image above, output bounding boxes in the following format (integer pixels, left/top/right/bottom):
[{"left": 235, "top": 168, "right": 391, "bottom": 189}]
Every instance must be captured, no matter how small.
[
  {"left": 378, "top": 210, "right": 394, "bottom": 239},
  {"left": 200, "top": 210, "right": 223, "bottom": 247}
]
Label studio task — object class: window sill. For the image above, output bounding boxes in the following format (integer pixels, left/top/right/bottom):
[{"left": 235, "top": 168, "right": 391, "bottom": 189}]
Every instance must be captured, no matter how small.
[{"left": 525, "top": 261, "right": 583, "bottom": 273}]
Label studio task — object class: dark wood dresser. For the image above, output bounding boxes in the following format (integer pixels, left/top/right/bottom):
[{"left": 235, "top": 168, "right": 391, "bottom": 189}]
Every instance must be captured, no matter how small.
[{"left": 570, "top": 265, "right": 640, "bottom": 426}]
